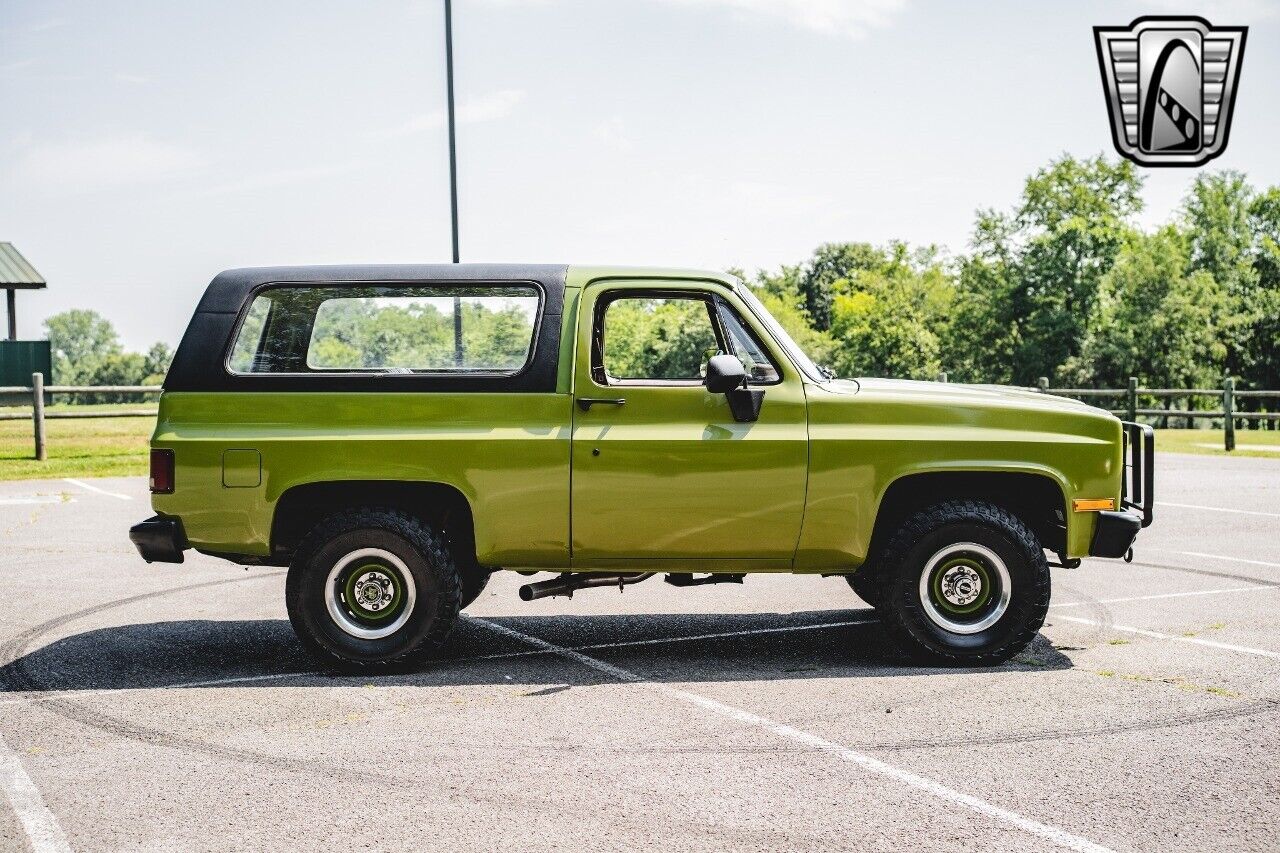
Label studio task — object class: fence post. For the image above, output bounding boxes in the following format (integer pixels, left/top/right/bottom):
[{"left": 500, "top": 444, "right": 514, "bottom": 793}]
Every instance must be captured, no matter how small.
[
  {"left": 1037, "top": 377, "right": 1049, "bottom": 393},
  {"left": 32, "top": 372, "right": 47, "bottom": 462},
  {"left": 936, "top": 372, "right": 948, "bottom": 383},
  {"left": 1223, "top": 377, "right": 1235, "bottom": 452},
  {"left": 1126, "top": 377, "right": 1137, "bottom": 422}
]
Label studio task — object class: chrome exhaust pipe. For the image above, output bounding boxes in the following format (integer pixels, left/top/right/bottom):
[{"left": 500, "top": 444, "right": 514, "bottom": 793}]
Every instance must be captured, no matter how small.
[{"left": 519, "top": 572, "right": 654, "bottom": 601}]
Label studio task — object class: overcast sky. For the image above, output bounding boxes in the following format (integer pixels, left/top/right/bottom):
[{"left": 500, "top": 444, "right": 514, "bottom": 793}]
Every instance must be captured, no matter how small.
[{"left": 2, "top": 0, "right": 1277, "bottom": 349}]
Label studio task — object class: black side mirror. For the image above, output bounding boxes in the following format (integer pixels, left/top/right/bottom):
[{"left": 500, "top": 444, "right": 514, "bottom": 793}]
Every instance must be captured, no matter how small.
[
  {"left": 705, "top": 354, "right": 764, "bottom": 422},
  {"left": 704, "top": 354, "right": 746, "bottom": 394}
]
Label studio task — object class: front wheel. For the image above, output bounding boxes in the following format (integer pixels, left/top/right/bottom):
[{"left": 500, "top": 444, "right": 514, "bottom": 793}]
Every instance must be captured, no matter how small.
[
  {"left": 876, "top": 500, "right": 1050, "bottom": 666},
  {"left": 285, "top": 509, "right": 461, "bottom": 672}
]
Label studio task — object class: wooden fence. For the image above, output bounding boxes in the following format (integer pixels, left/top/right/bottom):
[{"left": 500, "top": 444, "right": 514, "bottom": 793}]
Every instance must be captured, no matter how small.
[
  {"left": 2, "top": 373, "right": 1277, "bottom": 460},
  {"left": 0, "top": 374, "right": 159, "bottom": 461}
]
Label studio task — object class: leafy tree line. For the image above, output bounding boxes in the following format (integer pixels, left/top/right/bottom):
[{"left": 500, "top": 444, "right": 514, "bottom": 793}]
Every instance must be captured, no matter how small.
[
  {"left": 42, "top": 309, "right": 172, "bottom": 402},
  {"left": 737, "top": 155, "right": 1280, "bottom": 392}
]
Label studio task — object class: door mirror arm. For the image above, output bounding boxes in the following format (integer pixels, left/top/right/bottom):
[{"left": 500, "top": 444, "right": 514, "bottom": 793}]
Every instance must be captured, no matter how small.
[{"left": 726, "top": 387, "right": 764, "bottom": 423}]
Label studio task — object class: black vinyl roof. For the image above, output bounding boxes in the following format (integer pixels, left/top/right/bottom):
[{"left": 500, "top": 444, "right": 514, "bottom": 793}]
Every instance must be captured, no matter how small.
[
  {"left": 166, "top": 264, "right": 569, "bottom": 393},
  {"left": 195, "top": 264, "right": 569, "bottom": 314}
]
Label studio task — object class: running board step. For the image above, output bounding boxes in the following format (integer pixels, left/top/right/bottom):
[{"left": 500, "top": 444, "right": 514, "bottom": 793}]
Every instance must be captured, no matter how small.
[{"left": 664, "top": 573, "right": 745, "bottom": 588}]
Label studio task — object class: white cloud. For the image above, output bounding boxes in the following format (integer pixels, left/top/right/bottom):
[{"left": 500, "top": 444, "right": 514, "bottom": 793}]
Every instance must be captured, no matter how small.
[
  {"left": 377, "top": 88, "right": 526, "bottom": 138},
  {"left": 10, "top": 134, "right": 207, "bottom": 194},
  {"left": 114, "top": 72, "right": 151, "bottom": 85},
  {"left": 658, "top": 0, "right": 907, "bottom": 39}
]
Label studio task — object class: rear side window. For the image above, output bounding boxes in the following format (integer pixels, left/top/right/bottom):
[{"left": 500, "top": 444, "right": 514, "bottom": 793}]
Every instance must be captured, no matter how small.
[{"left": 226, "top": 285, "right": 540, "bottom": 375}]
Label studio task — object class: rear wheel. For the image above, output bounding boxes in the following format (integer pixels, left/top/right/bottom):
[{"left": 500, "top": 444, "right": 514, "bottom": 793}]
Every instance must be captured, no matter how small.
[
  {"left": 285, "top": 508, "right": 461, "bottom": 672},
  {"left": 845, "top": 568, "right": 884, "bottom": 609},
  {"left": 876, "top": 500, "right": 1049, "bottom": 666}
]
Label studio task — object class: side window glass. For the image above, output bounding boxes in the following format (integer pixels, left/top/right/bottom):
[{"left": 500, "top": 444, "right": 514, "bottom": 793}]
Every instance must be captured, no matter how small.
[
  {"left": 226, "top": 295, "right": 271, "bottom": 373},
  {"left": 599, "top": 295, "right": 721, "bottom": 382},
  {"left": 226, "top": 285, "right": 540, "bottom": 375},
  {"left": 718, "top": 302, "right": 781, "bottom": 384}
]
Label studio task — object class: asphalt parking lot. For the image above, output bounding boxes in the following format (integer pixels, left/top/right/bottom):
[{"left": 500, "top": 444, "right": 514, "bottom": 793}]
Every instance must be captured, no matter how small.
[{"left": 1, "top": 453, "right": 1277, "bottom": 852}]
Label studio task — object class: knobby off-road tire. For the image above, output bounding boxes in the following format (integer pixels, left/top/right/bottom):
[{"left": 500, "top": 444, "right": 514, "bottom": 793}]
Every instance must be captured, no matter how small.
[
  {"left": 459, "top": 567, "right": 492, "bottom": 610},
  {"left": 876, "top": 500, "right": 1050, "bottom": 666},
  {"left": 286, "top": 509, "right": 461, "bottom": 672},
  {"left": 845, "top": 566, "right": 884, "bottom": 609}
]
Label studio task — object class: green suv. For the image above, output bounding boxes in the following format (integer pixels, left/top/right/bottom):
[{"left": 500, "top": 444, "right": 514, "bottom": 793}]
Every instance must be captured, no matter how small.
[{"left": 130, "top": 264, "right": 1153, "bottom": 669}]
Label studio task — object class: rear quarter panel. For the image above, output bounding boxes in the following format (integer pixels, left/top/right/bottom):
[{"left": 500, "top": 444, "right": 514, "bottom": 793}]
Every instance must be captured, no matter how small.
[{"left": 151, "top": 391, "right": 572, "bottom": 565}]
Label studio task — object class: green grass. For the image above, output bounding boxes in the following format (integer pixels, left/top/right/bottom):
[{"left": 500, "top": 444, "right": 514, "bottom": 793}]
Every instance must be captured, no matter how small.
[
  {"left": 0, "top": 414, "right": 152, "bottom": 480},
  {"left": 1154, "top": 428, "right": 1280, "bottom": 458},
  {"left": 2, "top": 415, "right": 1278, "bottom": 481}
]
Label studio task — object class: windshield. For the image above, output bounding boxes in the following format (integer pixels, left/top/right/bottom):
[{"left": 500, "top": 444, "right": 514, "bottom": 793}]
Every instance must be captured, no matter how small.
[{"left": 735, "top": 285, "right": 828, "bottom": 382}]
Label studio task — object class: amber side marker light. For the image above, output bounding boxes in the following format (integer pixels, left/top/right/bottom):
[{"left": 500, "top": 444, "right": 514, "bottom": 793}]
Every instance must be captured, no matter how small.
[
  {"left": 1072, "top": 498, "right": 1115, "bottom": 512},
  {"left": 150, "top": 449, "right": 175, "bottom": 494}
]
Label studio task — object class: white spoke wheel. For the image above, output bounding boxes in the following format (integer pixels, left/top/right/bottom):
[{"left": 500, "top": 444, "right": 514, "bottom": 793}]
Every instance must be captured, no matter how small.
[
  {"left": 876, "top": 500, "right": 1050, "bottom": 666},
  {"left": 325, "top": 548, "right": 417, "bottom": 640},
  {"left": 285, "top": 509, "right": 462, "bottom": 672},
  {"left": 917, "top": 542, "right": 1011, "bottom": 635}
]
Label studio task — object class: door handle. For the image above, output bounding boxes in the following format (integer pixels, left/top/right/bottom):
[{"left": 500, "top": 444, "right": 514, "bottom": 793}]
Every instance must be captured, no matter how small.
[{"left": 577, "top": 397, "right": 626, "bottom": 411}]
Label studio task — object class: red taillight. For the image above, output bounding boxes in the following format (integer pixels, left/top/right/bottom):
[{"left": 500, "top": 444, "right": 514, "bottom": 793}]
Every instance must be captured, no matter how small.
[{"left": 150, "top": 449, "right": 175, "bottom": 494}]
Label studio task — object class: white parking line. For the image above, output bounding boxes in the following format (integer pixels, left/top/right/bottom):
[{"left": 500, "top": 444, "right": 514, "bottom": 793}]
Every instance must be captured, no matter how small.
[
  {"left": 1050, "top": 585, "right": 1280, "bottom": 609},
  {"left": 471, "top": 616, "right": 1115, "bottom": 853},
  {"left": 0, "top": 731, "right": 72, "bottom": 853},
  {"left": 61, "top": 478, "right": 131, "bottom": 501},
  {"left": 1171, "top": 551, "right": 1280, "bottom": 570},
  {"left": 1054, "top": 615, "right": 1280, "bottom": 660},
  {"left": 1156, "top": 501, "right": 1280, "bottom": 519}
]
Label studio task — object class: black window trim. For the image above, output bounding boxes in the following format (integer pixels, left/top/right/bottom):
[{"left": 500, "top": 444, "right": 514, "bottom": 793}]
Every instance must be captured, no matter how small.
[
  {"left": 589, "top": 287, "right": 783, "bottom": 389},
  {"left": 710, "top": 294, "right": 783, "bottom": 387},
  {"left": 223, "top": 279, "right": 547, "bottom": 382}
]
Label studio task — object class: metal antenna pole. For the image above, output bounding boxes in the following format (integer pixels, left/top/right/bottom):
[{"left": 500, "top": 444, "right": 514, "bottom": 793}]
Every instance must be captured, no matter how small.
[
  {"left": 445, "top": 0, "right": 460, "bottom": 263},
  {"left": 445, "top": 0, "right": 463, "bottom": 365}
]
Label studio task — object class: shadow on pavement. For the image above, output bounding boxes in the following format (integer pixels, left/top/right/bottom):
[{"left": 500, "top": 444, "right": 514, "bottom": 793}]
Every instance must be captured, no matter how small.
[{"left": 0, "top": 611, "right": 1072, "bottom": 694}]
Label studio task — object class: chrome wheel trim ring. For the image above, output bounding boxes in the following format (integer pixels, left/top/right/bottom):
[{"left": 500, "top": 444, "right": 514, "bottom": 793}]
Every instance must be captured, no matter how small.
[
  {"left": 325, "top": 548, "right": 417, "bottom": 640},
  {"left": 918, "top": 542, "right": 1011, "bottom": 635}
]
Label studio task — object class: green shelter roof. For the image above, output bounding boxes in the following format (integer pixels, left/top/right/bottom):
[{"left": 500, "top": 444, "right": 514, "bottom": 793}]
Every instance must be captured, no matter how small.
[{"left": 0, "top": 243, "right": 46, "bottom": 289}]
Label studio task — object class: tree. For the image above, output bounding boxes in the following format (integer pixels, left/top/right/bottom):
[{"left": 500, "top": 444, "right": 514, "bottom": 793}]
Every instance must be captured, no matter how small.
[
  {"left": 43, "top": 309, "right": 122, "bottom": 385},
  {"left": 797, "top": 243, "right": 891, "bottom": 331},
  {"left": 749, "top": 287, "right": 837, "bottom": 371},
  {"left": 828, "top": 288, "right": 941, "bottom": 378},
  {"left": 747, "top": 242, "right": 952, "bottom": 378},
  {"left": 1063, "top": 227, "right": 1226, "bottom": 389},
  {"left": 142, "top": 342, "right": 174, "bottom": 384},
  {"left": 942, "top": 211, "right": 1020, "bottom": 383},
  {"left": 954, "top": 155, "right": 1144, "bottom": 384},
  {"left": 1182, "top": 171, "right": 1259, "bottom": 380},
  {"left": 1247, "top": 187, "right": 1280, "bottom": 388}
]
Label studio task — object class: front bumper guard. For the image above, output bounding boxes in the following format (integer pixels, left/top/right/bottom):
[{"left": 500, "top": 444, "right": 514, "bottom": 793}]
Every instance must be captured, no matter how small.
[
  {"left": 1089, "top": 421, "right": 1154, "bottom": 558},
  {"left": 129, "top": 515, "right": 188, "bottom": 564}
]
